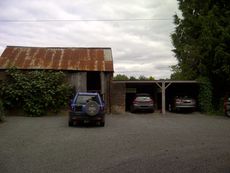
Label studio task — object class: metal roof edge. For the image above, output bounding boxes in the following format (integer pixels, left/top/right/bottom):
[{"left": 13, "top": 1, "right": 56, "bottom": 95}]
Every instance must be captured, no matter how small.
[
  {"left": 112, "top": 80, "right": 199, "bottom": 84},
  {"left": 6, "top": 45, "right": 112, "bottom": 50},
  {"left": 0, "top": 67, "right": 114, "bottom": 72}
]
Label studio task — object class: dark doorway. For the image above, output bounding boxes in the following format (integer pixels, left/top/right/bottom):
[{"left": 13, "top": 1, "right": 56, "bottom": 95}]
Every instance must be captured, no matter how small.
[
  {"left": 157, "top": 92, "right": 162, "bottom": 110},
  {"left": 87, "top": 72, "right": 101, "bottom": 93},
  {"left": 126, "top": 93, "right": 136, "bottom": 111}
]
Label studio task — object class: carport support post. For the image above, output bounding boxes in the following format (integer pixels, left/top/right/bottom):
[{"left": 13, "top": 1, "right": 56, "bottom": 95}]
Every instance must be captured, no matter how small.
[
  {"left": 156, "top": 82, "right": 171, "bottom": 115},
  {"left": 162, "top": 82, "right": 166, "bottom": 115}
]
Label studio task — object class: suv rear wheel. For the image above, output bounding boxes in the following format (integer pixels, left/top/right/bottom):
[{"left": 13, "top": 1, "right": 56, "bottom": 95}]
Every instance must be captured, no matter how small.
[{"left": 85, "top": 101, "right": 100, "bottom": 116}]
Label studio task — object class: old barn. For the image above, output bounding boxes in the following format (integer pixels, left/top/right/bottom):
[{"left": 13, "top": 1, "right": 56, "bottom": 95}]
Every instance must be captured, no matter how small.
[{"left": 0, "top": 46, "right": 114, "bottom": 112}]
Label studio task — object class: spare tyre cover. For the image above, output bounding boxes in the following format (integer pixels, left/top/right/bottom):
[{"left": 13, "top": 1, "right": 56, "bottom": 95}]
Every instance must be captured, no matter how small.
[{"left": 85, "top": 101, "right": 100, "bottom": 116}]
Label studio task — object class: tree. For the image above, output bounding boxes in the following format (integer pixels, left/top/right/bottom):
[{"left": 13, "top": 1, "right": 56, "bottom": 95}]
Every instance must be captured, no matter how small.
[
  {"left": 171, "top": 0, "right": 230, "bottom": 112},
  {"left": 148, "top": 76, "right": 155, "bottom": 80},
  {"left": 113, "top": 74, "right": 129, "bottom": 80},
  {"left": 138, "top": 75, "right": 147, "bottom": 80},
  {"left": 113, "top": 74, "right": 155, "bottom": 81},
  {"left": 170, "top": 65, "right": 187, "bottom": 80},
  {"left": 129, "top": 76, "right": 137, "bottom": 80}
]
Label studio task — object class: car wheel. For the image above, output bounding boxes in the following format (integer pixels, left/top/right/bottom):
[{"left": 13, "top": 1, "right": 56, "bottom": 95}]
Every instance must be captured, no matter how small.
[
  {"left": 68, "top": 121, "right": 73, "bottom": 127},
  {"left": 130, "top": 106, "right": 134, "bottom": 113},
  {"left": 85, "top": 101, "right": 100, "bottom": 116},
  {"left": 168, "top": 104, "right": 172, "bottom": 112}
]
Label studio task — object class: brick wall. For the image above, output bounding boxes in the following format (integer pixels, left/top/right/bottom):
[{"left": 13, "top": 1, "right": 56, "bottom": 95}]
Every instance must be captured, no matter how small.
[{"left": 110, "top": 83, "right": 126, "bottom": 113}]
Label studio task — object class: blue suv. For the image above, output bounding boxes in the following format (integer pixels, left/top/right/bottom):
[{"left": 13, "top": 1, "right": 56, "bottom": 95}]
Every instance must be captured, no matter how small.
[{"left": 69, "top": 92, "right": 105, "bottom": 126}]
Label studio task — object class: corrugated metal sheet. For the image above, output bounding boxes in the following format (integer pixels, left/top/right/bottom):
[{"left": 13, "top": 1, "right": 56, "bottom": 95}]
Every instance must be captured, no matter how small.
[{"left": 0, "top": 46, "right": 114, "bottom": 72}]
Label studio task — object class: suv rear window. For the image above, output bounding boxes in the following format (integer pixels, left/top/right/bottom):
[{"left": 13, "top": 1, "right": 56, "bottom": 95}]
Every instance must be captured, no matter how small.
[{"left": 76, "top": 95, "right": 99, "bottom": 105}]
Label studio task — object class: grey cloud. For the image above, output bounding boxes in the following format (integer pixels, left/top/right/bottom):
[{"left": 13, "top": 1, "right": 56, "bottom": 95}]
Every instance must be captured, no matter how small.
[{"left": 0, "top": 0, "right": 179, "bottom": 79}]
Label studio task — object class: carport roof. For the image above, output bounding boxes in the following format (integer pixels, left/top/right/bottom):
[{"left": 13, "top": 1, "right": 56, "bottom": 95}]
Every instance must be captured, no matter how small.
[{"left": 112, "top": 80, "right": 198, "bottom": 84}]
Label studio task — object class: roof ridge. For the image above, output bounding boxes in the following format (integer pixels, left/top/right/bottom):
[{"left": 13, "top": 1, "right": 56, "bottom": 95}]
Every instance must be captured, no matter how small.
[{"left": 6, "top": 45, "right": 112, "bottom": 49}]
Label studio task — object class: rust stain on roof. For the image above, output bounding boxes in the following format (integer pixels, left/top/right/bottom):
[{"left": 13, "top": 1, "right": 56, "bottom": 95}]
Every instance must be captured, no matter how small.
[{"left": 0, "top": 46, "right": 114, "bottom": 72}]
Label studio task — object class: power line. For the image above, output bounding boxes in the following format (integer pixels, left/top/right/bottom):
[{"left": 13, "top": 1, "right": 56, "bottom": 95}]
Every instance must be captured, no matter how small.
[{"left": 0, "top": 18, "right": 172, "bottom": 23}]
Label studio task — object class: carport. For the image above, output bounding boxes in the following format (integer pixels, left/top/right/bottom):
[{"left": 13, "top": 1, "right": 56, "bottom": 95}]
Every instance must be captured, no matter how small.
[
  {"left": 111, "top": 80, "right": 199, "bottom": 114},
  {"left": 155, "top": 81, "right": 199, "bottom": 114}
]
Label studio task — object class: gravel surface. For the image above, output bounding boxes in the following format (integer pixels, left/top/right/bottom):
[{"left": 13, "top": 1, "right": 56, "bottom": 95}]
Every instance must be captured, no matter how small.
[{"left": 0, "top": 112, "right": 230, "bottom": 173}]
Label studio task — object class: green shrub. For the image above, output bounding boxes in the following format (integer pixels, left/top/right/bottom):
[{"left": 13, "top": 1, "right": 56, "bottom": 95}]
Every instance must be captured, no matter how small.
[
  {"left": 197, "top": 76, "right": 213, "bottom": 113},
  {"left": 0, "top": 69, "right": 72, "bottom": 116},
  {"left": 0, "top": 99, "right": 5, "bottom": 121}
]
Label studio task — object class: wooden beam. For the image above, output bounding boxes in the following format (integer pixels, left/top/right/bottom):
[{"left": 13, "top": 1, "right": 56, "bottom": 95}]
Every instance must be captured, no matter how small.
[
  {"left": 155, "top": 82, "right": 166, "bottom": 115},
  {"left": 165, "top": 82, "right": 172, "bottom": 89},
  {"left": 162, "top": 82, "right": 166, "bottom": 115},
  {"left": 155, "top": 82, "right": 162, "bottom": 89}
]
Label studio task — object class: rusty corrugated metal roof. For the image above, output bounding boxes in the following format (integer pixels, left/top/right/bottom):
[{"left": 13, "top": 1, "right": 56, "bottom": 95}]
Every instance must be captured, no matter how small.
[{"left": 0, "top": 46, "right": 114, "bottom": 72}]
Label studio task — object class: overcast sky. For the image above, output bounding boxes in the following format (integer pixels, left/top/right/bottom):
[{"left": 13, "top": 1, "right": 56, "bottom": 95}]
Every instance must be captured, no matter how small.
[{"left": 0, "top": 0, "right": 180, "bottom": 79}]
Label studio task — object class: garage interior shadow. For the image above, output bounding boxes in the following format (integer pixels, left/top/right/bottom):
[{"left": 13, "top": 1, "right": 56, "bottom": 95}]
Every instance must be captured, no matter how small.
[
  {"left": 125, "top": 83, "right": 158, "bottom": 112},
  {"left": 166, "top": 83, "right": 200, "bottom": 112},
  {"left": 125, "top": 82, "right": 200, "bottom": 113}
]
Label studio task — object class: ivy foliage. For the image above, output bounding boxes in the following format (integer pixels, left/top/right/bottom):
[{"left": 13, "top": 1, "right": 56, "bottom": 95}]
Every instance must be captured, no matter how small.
[
  {"left": 0, "top": 99, "right": 5, "bottom": 121},
  {"left": 197, "top": 77, "right": 213, "bottom": 113},
  {"left": 0, "top": 69, "right": 72, "bottom": 116}
]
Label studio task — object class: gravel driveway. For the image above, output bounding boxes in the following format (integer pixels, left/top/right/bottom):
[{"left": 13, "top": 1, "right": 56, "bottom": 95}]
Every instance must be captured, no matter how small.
[{"left": 0, "top": 112, "right": 230, "bottom": 173}]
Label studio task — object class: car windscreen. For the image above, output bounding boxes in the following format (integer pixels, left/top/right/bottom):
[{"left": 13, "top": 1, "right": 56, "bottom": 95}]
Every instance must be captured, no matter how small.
[
  {"left": 176, "top": 96, "right": 193, "bottom": 99},
  {"left": 135, "top": 96, "right": 152, "bottom": 102},
  {"left": 76, "top": 95, "right": 99, "bottom": 105}
]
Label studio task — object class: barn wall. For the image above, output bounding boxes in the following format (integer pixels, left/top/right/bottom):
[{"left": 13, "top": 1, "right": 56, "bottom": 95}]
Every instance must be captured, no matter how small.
[
  {"left": 103, "top": 72, "right": 113, "bottom": 113},
  {"left": 66, "top": 72, "right": 87, "bottom": 92}
]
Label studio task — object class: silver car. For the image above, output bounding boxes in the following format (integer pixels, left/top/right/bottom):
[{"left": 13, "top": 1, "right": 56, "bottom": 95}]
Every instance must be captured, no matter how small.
[{"left": 169, "top": 96, "right": 196, "bottom": 112}]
